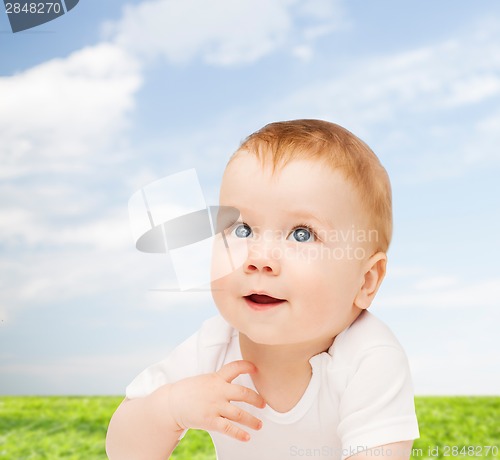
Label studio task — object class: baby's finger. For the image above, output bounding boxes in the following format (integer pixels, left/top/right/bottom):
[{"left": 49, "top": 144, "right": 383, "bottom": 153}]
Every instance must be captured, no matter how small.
[
  {"left": 214, "top": 417, "right": 251, "bottom": 442},
  {"left": 216, "top": 360, "right": 257, "bottom": 383},
  {"left": 227, "top": 383, "right": 266, "bottom": 409},
  {"left": 220, "top": 403, "right": 263, "bottom": 431}
]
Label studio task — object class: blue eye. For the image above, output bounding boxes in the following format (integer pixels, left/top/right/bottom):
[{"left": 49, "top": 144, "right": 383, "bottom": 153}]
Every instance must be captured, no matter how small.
[
  {"left": 233, "top": 223, "right": 252, "bottom": 238},
  {"left": 288, "top": 227, "right": 315, "bottom": 243}
]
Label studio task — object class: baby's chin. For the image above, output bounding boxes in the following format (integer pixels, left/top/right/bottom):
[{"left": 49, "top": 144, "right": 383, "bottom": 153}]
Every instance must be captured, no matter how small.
[
  {"left": 237, "top": 322, "right": 312, "bottom": 346},
  {"left": 239, "top": 330, "right": 293, "bottom": 347},
  {"left": 239, "top": 330, "right": 336, "bottom": 353}
]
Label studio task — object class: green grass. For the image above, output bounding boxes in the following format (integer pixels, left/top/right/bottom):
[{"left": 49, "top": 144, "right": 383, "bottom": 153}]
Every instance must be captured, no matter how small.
[
  {"left": 0, "top": 396, "right": 498, "bottom": 459},
  {"left": 412, "top": 397, "right": 500, "bottom": 459}
]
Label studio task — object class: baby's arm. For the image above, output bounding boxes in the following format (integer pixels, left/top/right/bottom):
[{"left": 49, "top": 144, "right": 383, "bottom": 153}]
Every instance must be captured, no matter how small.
[
  {"left": 347, "top": 440, "right": 414, "bottom": 460},
  {"left": 106, "top": 360, "right": 265, "bottom": 460},
  {"left": 106, "top": 391, "right": 182, "bottom": 460}
]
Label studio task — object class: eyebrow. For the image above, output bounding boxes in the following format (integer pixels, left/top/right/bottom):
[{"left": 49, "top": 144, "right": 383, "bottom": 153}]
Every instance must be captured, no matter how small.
[
  {"left": 228, "top": 205, "right": 335, "bottom": 230},
  {"left": 286, "top": 210, "right": 335, "bottom": 229}
]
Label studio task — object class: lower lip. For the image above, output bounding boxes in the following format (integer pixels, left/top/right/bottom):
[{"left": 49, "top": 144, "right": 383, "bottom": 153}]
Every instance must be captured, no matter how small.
[{"left": 244, "top": 297, "right": 285, "bottom": 311}]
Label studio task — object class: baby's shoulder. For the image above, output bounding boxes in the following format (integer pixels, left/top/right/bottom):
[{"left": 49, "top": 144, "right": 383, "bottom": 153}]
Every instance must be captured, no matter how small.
[{"left": 330, "top": 311, "right": 404, "bottom": 363}]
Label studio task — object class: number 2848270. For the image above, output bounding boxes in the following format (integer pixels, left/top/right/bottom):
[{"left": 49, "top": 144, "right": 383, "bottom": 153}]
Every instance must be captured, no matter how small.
[{"left": 5, "top": 3, "right": 62, "bottom": 14}]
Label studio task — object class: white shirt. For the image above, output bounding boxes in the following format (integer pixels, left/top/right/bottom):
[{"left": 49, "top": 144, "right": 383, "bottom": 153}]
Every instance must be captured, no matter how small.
[{"left": 126, "top": 311, "right": 419, "bottom": 460}]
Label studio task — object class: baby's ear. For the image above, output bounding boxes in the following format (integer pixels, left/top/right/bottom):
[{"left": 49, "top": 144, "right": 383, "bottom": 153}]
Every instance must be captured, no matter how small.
[{"left": 354, "top": 252, "right": 387, "bottom": 310}]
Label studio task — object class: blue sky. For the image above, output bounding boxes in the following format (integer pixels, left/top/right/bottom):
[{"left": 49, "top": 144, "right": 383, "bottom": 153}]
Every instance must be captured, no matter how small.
[{"left": 1, "top": 0, "right": 499, "bottom": 395}]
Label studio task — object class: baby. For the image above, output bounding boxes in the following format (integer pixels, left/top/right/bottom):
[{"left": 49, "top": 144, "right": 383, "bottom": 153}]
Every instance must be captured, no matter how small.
[{"left": 106, "top": 120, "right": 419, "bottom": 460}]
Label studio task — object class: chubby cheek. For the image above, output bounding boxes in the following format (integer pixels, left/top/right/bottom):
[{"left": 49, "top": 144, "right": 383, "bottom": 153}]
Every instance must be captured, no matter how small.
[
  {"left": 210, "top": 273, "right": 238, "bottom": 318},
  {"left": 210, "top": 277, "right": 227, "bottom": 305},
  {"left": 301, "top": 286, "right": 341, "bottom": 326},
  {"left": 294, "top": 259, "right": 357, "bottom": 312}
]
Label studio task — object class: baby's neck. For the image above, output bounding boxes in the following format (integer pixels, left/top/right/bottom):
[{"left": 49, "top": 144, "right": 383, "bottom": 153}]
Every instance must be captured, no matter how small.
[{"left": 238, "top": 333, "right": 334, "bottom": 413}]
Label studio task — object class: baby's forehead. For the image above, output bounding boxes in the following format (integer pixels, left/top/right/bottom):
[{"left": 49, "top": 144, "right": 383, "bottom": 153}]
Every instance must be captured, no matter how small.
[
  {"left": 225, "top": 149, "right": 330, "bottom": 175},
  {"left": 223, "top": 153, "right": 371, "bottom": 222},
  {"left": 223, "top": 151, "right": 354, "bottom": 189},
  {"left": 222, "top": 155, "right": 361, "bottom": 204}
]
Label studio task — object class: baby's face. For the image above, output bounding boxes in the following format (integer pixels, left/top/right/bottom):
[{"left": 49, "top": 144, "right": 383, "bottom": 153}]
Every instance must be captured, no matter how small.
[{"left": 211, "top": 153, "right": 375, "bottom": 348}]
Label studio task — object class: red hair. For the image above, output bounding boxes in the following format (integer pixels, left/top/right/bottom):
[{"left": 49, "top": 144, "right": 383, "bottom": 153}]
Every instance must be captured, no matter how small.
[{"left": 230, "top": 119, "right": 392, "bottom": 251}]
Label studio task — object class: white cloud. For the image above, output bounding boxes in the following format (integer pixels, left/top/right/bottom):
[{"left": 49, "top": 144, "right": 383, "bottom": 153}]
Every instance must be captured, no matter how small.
[
  {"left": 379, "top": 277, "right": 500, "bottom": 309},
  {"left": 461, "top": 109, "right": 500, "bottom": 165},
  {"left": 0, "top": 237, "right": 213, "bottom": 321},
  {"left": 0, "top": 42, "right": 142, "bottom": 179},
  {"left": 0, "top": 199, "right": 131, "bottom": 251},
  {"left": 0, "top": 250, "right": 141, "bottom": 307},
  {"left": 269, "top": 19, "right": 500, "bottom": 178},
  {"left": 387, "top": 265, "right": 426, "bottom": 278},
  {"left": 279, "top": 30, "right": 500, "bottom": 125},
  {"left": 0, "top": 41, "right": 147, "bottom": 324},
  {"left": 292, "top": 45, "right": 314, "bottom": 62},
  {"left": 107, "top": 0, "right": 342, "bottom": 66},
  {"left": 298, "top": 0, "right": 339, "bottom": 20},
  {"left": 442, "top": 73, "right": 500, "bottom": 107},
  {"left": 414, "top": 276, "right": 459, "bottom": 291}
]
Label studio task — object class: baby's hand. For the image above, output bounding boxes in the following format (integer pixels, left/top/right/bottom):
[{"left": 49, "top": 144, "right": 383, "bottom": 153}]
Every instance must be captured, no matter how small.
[{"left": 168, "top": 360, "right": 266, "bottom": 441}]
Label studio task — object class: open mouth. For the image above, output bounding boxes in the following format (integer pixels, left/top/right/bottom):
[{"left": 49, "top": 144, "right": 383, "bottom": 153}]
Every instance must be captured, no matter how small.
[{"left": 244, "top": 294, "right": 286, "bottom": 310}]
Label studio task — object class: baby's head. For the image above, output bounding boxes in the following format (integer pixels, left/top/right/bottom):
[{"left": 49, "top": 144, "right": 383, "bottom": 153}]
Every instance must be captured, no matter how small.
[
  {"left": 212, "top": 119, "right": 392, "bottom": 347},
  {"left": 229, "top": 119, "right": 392, "bottom": 253}
]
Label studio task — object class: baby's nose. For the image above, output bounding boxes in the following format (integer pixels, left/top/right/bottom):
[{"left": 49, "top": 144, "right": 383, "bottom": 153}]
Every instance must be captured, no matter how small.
[{"left": 244, "top": 236, "right": 282, "bottom": 275}]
